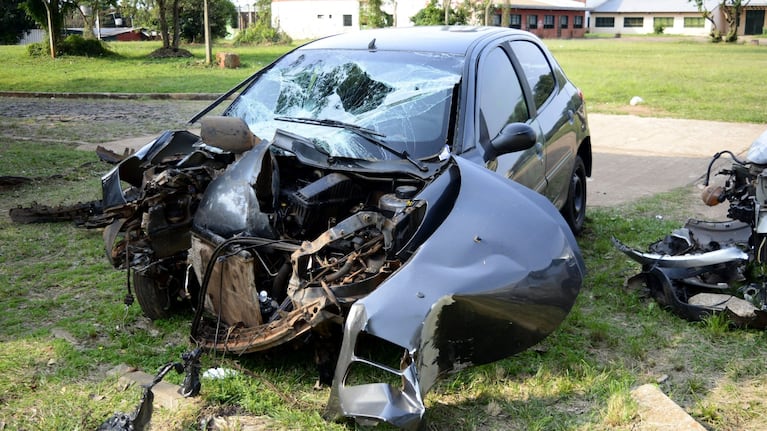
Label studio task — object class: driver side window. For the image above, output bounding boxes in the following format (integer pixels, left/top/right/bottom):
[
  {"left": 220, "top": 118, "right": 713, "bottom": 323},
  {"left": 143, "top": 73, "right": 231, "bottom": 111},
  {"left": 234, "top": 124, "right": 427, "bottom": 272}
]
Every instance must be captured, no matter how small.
[{"left": 477, "top": 47, "right": 529, "bottom": 141}]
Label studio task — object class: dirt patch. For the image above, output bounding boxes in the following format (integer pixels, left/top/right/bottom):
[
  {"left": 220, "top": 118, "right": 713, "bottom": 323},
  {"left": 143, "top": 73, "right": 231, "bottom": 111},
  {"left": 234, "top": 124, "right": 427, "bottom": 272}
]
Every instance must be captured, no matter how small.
[
  {"left": 148, "top": 47, "right": 194, "bottom": 58},
  {"left": 0, "top": 97, "right": 215, "bottom": 144}
]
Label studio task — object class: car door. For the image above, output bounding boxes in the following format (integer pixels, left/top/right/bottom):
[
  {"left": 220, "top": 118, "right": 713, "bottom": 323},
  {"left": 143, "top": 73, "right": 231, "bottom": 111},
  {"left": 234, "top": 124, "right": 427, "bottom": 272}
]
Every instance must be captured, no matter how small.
[
  {"left": 509, "top": 40, "right": 577, "bottom": 208},
  {"left": 474, "top": 44, "right": 545, "bottom": 194}
]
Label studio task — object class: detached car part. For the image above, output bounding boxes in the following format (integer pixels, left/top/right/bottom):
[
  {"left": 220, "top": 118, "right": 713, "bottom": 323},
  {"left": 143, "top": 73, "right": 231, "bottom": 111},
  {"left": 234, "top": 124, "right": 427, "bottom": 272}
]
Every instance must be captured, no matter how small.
[{"left": 615, "top": 129, "right": 767, "bottom": 329}]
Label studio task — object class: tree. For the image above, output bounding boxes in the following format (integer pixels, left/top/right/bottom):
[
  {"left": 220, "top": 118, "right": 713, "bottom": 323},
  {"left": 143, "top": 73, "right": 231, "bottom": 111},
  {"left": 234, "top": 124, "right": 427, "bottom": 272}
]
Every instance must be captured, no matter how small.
[
  {"left": 689, "top": 0, "right": 751, "bottom": 42},
  {"left": 178, "top": 0, "right": 236, "bottom": 42},
  {"left": 360, "top": 0, "right": 392, "bottom": 28},
  {"left": 120, "top": 0, "right": 154, "bottom": 29},
  {"left": 24, "top": 0, "right": 78, "bottom": 57},
  {"left": 1, "top": 0, "right": 36, "bottom": 45},
  {"left": 411, "top": 0, "right": 468, "bottom": 25},
  {"left": 148, "top": 0, "right": 193, "bottom": 56}
]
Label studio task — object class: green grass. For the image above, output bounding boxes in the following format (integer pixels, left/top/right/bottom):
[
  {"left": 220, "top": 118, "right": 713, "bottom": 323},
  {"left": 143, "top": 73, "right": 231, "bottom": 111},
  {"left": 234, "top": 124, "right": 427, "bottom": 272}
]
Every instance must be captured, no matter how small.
[
  {"left": 545, "top": 38, "right": 767, "bottom": 123},
  {"left": 1, "top": 37, "right": 765, "bottom": 122},
  {"left": 0, "top": 41, "right": 294, "bottom": 94}
]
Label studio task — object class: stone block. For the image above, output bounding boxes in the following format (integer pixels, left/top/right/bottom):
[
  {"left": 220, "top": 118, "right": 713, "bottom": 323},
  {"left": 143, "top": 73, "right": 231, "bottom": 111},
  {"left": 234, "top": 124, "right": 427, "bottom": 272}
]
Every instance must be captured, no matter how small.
[{"left": 216, "top": 52, "right": 240, "bottom": 69}]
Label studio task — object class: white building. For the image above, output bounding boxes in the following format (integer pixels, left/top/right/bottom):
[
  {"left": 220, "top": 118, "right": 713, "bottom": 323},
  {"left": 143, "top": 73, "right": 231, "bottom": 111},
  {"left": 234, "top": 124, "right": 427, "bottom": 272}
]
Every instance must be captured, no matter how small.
[
  {"left": 271, "top": 0, "right": 429, "bottom": 40},
  {"left": 271, "top": 0, "right": 359, "bottom": 40},
  {"left": 587, "top": 0, "right": 721, "bottom": 36}
]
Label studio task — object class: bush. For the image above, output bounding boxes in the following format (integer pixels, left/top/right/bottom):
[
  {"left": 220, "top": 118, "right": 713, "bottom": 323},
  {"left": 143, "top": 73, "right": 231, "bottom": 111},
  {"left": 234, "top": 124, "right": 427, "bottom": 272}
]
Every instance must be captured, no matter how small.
[
  {"left": 26, "top": 35, "right": 114, "bottom": 57},
  {"left": 654, "top": 24, "right": 665, "bottom": 34},
  {"left": 26, "top": 40, "right": 49, "bottom": 57},
  {"left": 233, "top": 22, "right": 291, "bottom": 46}
]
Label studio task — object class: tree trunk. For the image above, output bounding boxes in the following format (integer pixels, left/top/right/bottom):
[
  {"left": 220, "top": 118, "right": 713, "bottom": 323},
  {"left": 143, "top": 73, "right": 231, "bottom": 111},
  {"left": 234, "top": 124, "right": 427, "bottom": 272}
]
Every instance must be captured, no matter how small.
[
  {"left": 172, "top": 0, "right": 180, "bottom": 49},
  {"left": 723, "top": 5, "right": 739, "bottom": 42},
  {"left": 203, "top": 0, "right": 211, "bottom": 64},
  {"left": 501, "top": 0, "right": 509, "bottom": 27},
  {"left": 484, "top": 0, "right": 492, "bottom": 26},
  {"left": 157, "top": 0, "right": 170, "bottom": 49},
  {"left": 43, "top": 0, "right": 55, "bottom": 58}
]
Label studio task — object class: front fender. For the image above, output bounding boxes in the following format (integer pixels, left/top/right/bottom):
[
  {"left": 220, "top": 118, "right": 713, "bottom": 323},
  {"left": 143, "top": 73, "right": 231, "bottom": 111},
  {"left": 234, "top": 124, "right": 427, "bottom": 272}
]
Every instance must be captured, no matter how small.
[{"left": 327, "top": 156, "right": 584, "bottom": 429}]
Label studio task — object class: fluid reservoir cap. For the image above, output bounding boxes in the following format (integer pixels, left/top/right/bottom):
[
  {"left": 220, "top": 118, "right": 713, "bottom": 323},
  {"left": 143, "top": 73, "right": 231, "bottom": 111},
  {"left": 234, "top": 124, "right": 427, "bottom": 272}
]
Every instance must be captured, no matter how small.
[{"left": 395, "top": 185, "right": 418, "bottom": 199}]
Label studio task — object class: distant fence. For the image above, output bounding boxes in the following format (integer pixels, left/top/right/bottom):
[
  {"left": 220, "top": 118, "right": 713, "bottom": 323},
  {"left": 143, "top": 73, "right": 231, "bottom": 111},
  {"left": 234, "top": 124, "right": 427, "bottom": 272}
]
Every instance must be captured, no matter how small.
[{"left": 19, "top": 29, "right": 45, "bottom": 45}]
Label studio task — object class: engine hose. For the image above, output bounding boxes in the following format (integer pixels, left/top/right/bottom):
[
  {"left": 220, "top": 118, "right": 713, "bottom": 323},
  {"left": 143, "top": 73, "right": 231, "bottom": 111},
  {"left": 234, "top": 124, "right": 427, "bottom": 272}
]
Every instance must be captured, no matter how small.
[{"left": 323, "top": 254, "right": 356, "bottom": 283}]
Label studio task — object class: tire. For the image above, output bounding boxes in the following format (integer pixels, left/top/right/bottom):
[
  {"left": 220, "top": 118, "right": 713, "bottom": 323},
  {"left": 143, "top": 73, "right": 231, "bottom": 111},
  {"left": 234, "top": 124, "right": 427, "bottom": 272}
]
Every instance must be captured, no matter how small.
[
  {"left": 562, "top": 155, "right": 587, "bottom": 235},
  {"left": 133, "top": 269, "right": 179, "bottom": 320}
]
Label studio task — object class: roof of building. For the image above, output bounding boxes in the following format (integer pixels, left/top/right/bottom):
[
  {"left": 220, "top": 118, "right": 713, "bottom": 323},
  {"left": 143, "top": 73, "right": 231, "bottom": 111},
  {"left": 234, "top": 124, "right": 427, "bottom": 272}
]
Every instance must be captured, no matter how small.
[{"left": 590, "top": 0, "right": 719, "bottom": 13}]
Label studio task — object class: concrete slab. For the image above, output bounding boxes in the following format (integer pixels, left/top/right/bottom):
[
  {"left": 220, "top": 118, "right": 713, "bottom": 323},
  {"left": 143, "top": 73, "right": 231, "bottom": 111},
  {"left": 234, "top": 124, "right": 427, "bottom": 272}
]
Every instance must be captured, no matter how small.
[
  {"left": 587, "top": 114, "right": 766, "bottom": 207},
  {"left": 630, "top": 384, "right": 707, "bottom": 431},
  {"left": 118, "top": 370, "right": 190, "bottom": 410}
]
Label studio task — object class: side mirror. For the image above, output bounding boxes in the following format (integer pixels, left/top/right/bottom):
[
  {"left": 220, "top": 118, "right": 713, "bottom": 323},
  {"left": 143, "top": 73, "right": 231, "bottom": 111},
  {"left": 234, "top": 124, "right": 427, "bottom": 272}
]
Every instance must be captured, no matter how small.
[
  {"left": 483, "top": 123, "right": 537, "bottom": 162},
  {"left": 200, "top": 116, "right": 260, "bottom": 154}
]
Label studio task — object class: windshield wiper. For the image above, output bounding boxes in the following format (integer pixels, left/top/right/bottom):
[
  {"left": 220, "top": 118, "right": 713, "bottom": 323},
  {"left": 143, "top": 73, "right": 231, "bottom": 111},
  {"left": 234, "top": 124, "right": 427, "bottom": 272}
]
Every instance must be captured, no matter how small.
[{"left": 275, "top": 116, "right": 429, "bottom": 172}]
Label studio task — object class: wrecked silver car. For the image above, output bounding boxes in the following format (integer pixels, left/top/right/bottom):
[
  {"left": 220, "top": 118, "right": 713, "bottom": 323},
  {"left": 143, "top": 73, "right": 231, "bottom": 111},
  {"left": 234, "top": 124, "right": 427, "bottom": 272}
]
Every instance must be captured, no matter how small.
[
  {"left": 615, "top": 129, "right": 767, "bottom": 329},
  {"left": 100, "top": 26, "right": 587, "bottom": 429}
]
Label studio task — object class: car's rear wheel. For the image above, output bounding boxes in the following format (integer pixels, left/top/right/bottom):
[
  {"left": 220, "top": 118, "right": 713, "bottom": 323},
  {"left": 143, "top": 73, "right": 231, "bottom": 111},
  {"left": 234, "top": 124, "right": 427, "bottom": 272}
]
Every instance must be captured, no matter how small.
[
  {"left": 133, "top": 268, "right": 182, "bottom": 320},
  {"left": 562, "top": 155, "right": 587, "bottom": 235}
]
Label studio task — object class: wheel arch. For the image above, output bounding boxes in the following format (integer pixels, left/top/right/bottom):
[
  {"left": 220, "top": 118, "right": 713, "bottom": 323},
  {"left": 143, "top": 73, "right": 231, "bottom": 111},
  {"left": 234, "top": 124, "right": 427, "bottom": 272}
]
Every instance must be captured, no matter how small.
[{"left": 577, "top": 136, "right": 592, "bottom": 178}]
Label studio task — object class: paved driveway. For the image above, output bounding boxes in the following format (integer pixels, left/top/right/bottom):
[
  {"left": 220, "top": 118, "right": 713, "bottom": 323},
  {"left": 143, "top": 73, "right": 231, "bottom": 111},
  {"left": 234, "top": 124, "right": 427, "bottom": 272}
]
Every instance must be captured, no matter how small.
[{"left": 588, "top": 114, "right": 766, "bottom": 207}]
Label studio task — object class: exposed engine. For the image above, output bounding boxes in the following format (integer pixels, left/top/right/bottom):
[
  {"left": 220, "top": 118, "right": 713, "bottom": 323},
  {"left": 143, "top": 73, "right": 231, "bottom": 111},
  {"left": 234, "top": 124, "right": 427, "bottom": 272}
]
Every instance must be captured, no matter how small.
[
  {"left": 188, "top": 149, "right": 426, "bottom": 355},
  {"left": 100, "top": 121, "right": 428, "bottom": 357}
]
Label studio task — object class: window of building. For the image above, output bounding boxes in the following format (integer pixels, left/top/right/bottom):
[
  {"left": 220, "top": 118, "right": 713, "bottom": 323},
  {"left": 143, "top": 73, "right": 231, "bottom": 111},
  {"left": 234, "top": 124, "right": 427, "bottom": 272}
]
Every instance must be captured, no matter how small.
[
  {"left": 574, "top": 15, "right": 583, "bottom": 28},
  {"left": 560, "top": 15, "right": 569, "bottom": 29},
  {"left": 595, "top": 17, "right": 614, "bottom": 27},
  {"left": 654, "top": 17, "right": 673, "bottom": 28},
  {"left": 343, "top": 14, "right": 352, "bottom": 26},
  {"left": 623, "top": 17, "right": 644, "bottom": 28},
  {"left": 510, "top": 14, "right": 521, "bottom": 29},
  {"left": 684, "top": 17, "right": 704, "bottom": 27},
  {"left": 543, "top": 15, "right": 555, "bottom": 29},
  {"left": 492, "top": 13, "right": 501, "bottom": 26},
  {"left": 527, "top": 15, "right": 538, "bottom": 29}
]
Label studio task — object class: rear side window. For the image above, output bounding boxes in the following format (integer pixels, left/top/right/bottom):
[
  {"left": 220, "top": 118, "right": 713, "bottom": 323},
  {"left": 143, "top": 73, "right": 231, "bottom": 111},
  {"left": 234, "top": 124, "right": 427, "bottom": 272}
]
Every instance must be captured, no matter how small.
[
  {"left": 511, "top": 41, "right": 556, "bottom": 110},
  {"left": 477, "top": 47, "right": 529, "bottom": 140}
]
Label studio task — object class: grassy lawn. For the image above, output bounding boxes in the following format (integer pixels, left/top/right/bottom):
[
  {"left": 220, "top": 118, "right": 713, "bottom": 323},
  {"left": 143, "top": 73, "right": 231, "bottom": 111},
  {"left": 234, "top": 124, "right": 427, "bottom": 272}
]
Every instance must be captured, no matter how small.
[
  {"left": 0, "top": 37, "right": 765, "bottom": 123},
  {"left": 2, "top": 36, "right": 767, "bottom": 430}
]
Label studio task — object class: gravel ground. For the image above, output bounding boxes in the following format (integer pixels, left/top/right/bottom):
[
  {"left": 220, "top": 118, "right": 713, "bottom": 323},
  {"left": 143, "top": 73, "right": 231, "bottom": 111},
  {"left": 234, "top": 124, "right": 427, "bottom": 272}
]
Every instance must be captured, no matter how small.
[{"left": 0, "top": 97, "right": 219, "bottom": 144}]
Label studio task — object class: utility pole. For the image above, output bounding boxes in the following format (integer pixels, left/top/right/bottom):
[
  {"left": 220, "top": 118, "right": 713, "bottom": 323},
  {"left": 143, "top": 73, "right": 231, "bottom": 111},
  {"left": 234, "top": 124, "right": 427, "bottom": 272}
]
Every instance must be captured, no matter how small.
[{"left": 204, "top": 0, "right": 212, "bottom": 64}]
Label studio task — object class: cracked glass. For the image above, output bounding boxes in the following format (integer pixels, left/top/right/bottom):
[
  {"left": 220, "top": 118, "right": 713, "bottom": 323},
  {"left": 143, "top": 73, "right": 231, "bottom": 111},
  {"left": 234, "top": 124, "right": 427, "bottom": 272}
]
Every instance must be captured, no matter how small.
[{"left": 226, "top": 49, "right": 463, "bottom": 161}]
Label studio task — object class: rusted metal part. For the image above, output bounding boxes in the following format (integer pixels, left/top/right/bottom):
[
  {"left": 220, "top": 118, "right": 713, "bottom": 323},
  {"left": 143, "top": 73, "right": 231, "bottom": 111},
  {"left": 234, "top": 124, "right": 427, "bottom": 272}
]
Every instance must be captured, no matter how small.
[
  {"left": 190, "top": 235, "right": 263, "bottom": 328},
  {"left": 193, "top": 297, "right": 330, "bottom": 354},
  {"left": 9, "top": 200, "right": 104, "bottom": 225}
]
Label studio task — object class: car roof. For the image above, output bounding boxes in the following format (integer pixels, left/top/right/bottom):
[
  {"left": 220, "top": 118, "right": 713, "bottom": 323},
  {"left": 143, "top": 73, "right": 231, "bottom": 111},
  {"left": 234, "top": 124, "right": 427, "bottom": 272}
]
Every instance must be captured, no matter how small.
[{"left": 301, "top": 26, "right": 532, "bottom": 56}]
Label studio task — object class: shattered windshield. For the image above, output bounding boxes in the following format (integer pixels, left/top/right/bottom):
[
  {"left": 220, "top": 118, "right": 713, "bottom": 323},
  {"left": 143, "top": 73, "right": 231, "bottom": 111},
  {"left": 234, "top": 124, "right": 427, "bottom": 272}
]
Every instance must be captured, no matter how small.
[{"left": 225, "top": 49, "right": 464, "bottom": 162}]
